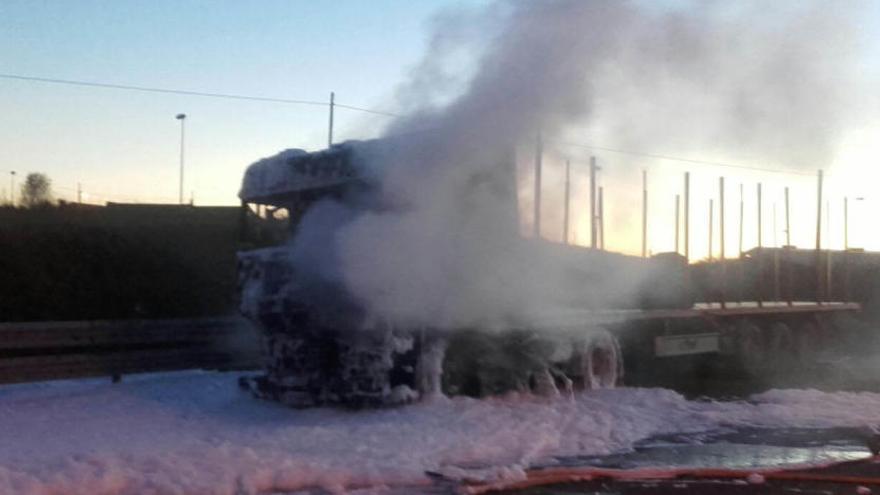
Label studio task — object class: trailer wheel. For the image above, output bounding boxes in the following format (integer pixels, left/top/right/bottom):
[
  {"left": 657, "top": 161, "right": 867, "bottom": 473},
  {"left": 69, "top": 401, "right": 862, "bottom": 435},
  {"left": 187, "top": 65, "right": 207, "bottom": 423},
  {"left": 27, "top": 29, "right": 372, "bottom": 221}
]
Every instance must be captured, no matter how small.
[
  {"left": 578, "top": 330, "right": 623, "bottom": 390},
  {"left": 734, "top": 321, "right": 765, "bottom": 377},
  {"left": 795, "top": 320, "right": 822, "bottom": 362},
  {"left": 765, "top": 322, "right": 795, "bottom": 374}
]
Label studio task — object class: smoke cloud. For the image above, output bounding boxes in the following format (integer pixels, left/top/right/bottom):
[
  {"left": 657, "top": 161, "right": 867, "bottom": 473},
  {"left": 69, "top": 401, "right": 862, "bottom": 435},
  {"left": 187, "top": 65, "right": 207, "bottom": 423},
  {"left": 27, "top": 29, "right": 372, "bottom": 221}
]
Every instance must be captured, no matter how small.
[{"left": 291, "top": 0, "right": 871, "bottom": 328}]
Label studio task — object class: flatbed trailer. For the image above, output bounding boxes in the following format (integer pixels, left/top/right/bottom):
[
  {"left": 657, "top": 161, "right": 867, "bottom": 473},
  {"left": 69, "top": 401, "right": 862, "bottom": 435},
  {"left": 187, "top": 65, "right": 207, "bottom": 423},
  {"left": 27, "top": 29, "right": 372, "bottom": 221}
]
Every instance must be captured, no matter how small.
[
  {"left": 438, "top": 302, "right": 862, "bottom": 398},
  {"left": 510, "top": 301, "right": 860, "bottom": 356},
  {"left": 235, "top": 141, "right": 868, "bottom": 406},
  {"left": 599, "top": 301, "right": 864, "bottom": 392},
  {"left": 613, "top": 301, "right": 860, "bottom": 354}
]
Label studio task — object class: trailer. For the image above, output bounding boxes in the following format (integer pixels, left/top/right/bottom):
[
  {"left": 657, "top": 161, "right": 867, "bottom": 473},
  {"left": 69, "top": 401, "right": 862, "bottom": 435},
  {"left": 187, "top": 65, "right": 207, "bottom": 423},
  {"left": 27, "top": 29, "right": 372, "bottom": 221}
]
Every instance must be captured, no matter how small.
[{"left": 236, "top": 140, "right": 863, "bottom": 407}]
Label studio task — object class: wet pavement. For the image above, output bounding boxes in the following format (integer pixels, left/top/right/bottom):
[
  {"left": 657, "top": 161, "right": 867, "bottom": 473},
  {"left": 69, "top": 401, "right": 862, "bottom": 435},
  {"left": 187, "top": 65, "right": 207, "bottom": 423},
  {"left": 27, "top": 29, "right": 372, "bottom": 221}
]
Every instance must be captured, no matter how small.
[
  {"left": 496, "top": 349, "right": 880, "bottom": 495},
  {"left": 495, "top": 428, "right": 879, "bottom": 494},
  {"left": 550, "top": 427, "right": 872, "bottom": 471},
  {"left": 484, "top": 342, "right": 880, "bottom": 494}
]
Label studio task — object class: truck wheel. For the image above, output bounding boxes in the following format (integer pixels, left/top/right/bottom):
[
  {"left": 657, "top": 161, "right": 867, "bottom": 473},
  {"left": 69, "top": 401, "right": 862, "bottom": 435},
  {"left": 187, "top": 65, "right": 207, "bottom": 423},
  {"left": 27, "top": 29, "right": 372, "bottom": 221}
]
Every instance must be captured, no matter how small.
[
  {"left": 415, "top": 335, "right": 447, "bottom": 400},
  {"left": 579, "top": 330, "right": 623, "bottom": 390},
  {"left": 735, "top": 321, "right": 765, "bottom": 377},
  {"left": 795, "top": 320, "right": 822, "bottom": 363},
  {"left": 765, "top": 322, "right": 795, "bottom": 374},
  {"left": 531, "top": 368, "right": 560, "bottom": 397}
]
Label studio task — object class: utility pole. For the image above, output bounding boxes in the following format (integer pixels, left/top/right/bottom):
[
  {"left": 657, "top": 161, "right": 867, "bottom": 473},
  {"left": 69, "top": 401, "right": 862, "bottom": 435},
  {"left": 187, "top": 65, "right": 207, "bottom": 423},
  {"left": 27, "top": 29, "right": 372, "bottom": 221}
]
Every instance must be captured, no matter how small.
[
  {"left": 641, "top": 170, "right": 647, "bottom": 258},
  {"left": 77, "top": 182, "right": 82, "bottom": 204},
  {"left": 328, "top": 91, "right": 335, "bottom": 147},
  {"left": 9, "top": 171, "right": 15, "bottom": 206},
  {"left": 175, "top": 113, "right": 186, "bottom": 205},
  {"left": 590, "top": 156, "right": 598, "bottom": 249},
  {"left": 563, "top": 159, "right": 571, "bottom": 244},
  {"left": 533, "top": 132, "right": 543, "bottom": 239}
]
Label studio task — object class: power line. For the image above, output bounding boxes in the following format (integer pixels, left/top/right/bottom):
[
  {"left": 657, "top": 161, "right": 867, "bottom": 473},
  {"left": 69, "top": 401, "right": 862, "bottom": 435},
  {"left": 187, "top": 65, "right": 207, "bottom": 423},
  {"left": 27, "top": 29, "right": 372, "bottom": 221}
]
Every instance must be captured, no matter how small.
[
  {"left": 334, "top": 103, "right": 399, "bottom": 118},
  {"left": 380, "top": 129, "right": 822, "bottom": 178},
  {"left": 0, "top": 73, "right": 398, "bottom": 117},
  {"left": 554, "top": 139, "right": 819, "bottom": 177},
  {"left": 1, "top": 73, "right": 828, "bottom": 178},
  {"left": 0, "top": 73, "right": 325, "bottom": 106}
]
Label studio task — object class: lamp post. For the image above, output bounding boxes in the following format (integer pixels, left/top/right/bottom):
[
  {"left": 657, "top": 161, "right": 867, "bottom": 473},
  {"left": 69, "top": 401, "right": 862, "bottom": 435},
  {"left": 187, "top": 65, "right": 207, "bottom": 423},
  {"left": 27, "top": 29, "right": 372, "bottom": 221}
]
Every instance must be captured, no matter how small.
[{"left": 175, "top": 113, "right": 186, "bottom": 205}]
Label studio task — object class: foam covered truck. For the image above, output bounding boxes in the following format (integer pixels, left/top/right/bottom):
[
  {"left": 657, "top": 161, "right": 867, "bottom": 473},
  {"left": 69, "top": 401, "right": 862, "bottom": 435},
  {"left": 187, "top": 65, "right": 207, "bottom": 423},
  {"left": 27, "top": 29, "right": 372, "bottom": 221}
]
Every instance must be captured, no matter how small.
[{"left": 236, "top": 140, "right": 859, "bottom": 407}]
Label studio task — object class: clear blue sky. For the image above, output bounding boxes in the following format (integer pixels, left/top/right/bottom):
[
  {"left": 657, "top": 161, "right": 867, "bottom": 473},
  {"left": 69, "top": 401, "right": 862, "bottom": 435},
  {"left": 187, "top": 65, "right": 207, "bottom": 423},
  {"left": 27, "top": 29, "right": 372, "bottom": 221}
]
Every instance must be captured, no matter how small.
[{"left": 0, "top": 0, "right": 487, "bottom": 205}]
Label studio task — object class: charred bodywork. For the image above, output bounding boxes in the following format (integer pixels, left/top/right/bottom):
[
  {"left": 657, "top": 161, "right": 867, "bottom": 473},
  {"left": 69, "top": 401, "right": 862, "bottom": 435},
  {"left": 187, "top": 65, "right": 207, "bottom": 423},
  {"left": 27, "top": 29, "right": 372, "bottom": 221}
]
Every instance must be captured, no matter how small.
[{"left": 237, "top": 242, "right": 630, "bottom": 407}]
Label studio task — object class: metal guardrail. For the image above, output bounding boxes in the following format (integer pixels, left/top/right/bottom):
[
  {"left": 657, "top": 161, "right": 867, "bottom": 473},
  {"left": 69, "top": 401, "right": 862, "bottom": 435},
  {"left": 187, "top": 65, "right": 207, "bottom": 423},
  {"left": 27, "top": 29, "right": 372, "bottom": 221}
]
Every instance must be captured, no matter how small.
[{"left": 0, "top": 317, "right": 261, "bottom": 385}]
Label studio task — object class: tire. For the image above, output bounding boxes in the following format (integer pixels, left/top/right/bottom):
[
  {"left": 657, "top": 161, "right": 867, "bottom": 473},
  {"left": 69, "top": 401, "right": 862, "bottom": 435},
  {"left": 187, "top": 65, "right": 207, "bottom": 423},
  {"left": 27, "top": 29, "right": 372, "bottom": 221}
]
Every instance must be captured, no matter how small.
[
  {"left": 415, "top": 335, "right": 447, "bottom": 399},
  {"left": 574, "top": 330, "right": 623, "bottom": 390},
  {"left": 734, "top": 321, "right": 766, "bottom": 377},
  {"left": 531, "top": 367, "right": 560, "bottom": 397},
  {"left": 765, "top": 322, "right": 796, "bottom": 375},
  {"left": 795, "top": 320, "right": 822, "bottom": 364}
]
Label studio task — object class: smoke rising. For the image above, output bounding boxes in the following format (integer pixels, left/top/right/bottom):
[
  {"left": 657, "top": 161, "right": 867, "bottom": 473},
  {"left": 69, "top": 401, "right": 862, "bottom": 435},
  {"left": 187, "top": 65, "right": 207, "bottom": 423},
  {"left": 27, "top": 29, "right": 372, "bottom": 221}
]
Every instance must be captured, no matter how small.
[{"left": 292, "top": 0, "right": 871, "bottom": 328}]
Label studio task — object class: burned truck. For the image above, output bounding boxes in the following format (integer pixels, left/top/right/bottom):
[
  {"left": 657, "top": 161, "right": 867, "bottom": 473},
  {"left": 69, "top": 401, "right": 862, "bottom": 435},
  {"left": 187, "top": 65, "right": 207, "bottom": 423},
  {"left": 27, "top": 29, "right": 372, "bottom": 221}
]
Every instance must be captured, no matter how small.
[
  {"left": 236, "top": 140, "right": 864, "bottom": 405},
  {"left": 235, "top": 139, "right": 702, "bottom": 407}
]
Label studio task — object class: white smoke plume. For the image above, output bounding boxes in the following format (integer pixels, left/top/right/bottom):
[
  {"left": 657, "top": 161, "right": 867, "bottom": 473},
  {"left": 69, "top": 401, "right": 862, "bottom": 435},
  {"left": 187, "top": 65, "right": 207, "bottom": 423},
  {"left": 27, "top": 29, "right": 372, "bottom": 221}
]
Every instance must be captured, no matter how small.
[{"left": 291, "top": 0, "right": 871, "bottom": 328}]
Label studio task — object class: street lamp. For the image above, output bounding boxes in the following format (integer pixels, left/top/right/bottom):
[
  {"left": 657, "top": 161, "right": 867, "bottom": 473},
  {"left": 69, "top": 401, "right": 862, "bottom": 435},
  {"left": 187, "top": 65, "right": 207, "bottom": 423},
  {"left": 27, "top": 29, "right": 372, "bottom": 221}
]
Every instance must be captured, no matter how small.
[
  {"left": 844, "top": 196, "right": 864, "bottom": 250},
  {"left": 175, "top": 113, "right": 186, "bottom": 205}
]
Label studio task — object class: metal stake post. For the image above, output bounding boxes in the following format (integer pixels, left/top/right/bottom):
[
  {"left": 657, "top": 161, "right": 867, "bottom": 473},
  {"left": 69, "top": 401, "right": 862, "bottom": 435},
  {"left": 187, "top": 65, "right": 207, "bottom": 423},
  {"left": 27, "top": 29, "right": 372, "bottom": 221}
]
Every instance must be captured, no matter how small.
[{"left": 533, "top": 133, "right": 543, "bottom": 238}]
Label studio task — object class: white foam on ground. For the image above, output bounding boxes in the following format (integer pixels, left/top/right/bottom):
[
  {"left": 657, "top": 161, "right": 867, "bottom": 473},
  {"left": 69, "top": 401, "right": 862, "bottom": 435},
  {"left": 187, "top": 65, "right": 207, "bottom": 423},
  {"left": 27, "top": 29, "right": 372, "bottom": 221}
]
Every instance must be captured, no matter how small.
[{"left": 2, "top": 371, "right": 880, "bottom": 494}]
